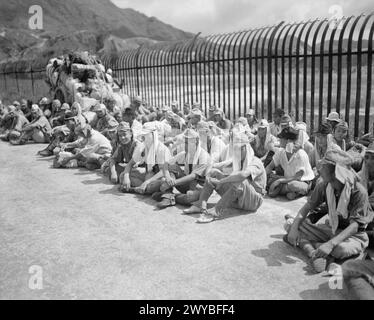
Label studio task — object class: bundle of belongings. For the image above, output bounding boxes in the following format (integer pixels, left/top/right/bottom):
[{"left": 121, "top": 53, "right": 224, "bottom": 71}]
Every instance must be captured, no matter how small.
[{"left": 46, "top": 51, "right": 122, "bottom": 113}]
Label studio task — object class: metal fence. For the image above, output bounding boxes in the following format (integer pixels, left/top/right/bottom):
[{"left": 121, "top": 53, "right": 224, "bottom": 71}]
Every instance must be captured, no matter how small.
[
  {"left": 101, "top": 14, "right": 374, "bottom": 138},
  {"left": 1, "top": 14, "right": 374, "bottom": 138}
]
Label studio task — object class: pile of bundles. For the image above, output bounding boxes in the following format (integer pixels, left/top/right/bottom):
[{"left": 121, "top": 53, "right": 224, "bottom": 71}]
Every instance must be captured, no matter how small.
[{"left": 46, "top": 51, "right": 116, "bottom": 112}]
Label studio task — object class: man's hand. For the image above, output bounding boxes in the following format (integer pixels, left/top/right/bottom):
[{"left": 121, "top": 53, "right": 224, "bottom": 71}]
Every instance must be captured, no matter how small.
[
  {"left": 207, "top": 177, "right": 220, "bottom": 188},
  {"left": 312, "top": 241, "right": 335, "bottom": 259},
  {"left": 165, "top": 176, "right": 176, "bottom": 188},
  {"left": 287, "top": 225, "right": 301, "bottom": 247}
]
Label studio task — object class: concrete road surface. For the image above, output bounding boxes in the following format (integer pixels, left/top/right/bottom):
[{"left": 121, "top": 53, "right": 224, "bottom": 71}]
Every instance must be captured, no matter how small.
[{"left": 0, "top": 142, "right": 349, "bottom": 300}]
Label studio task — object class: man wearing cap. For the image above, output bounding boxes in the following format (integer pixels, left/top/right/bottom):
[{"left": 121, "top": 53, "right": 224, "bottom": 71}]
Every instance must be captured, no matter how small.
[
  {"left": 0, "top": 105, "right": 29, "bottom": 144},
  {"left": 187, "top": 109, "right": 203, "bottom": 129},
  {"left": 251, "top": 119, "right": 278, "bottom": 167},
  {"left": 119, "top": 122, "right": 172, "bottom": 194},
  {"left": 131, "top": 96, "right": 155, "bottom": 124},
  {"left": 212, "top": 108, "right": 232, "bottom": 132},
  {"left": 153, "top": 129, "right": 212, "bottom": 208},
  {"left": 39, "top": 97, "right": 52, "bottom": 119},
  {"left": 105, "top": 122, "right": 141, "bottom": 184},
  {"left": 50, "top": 101, "right": 69, "bottom": 128},
  {"left": 284, "top": 149, "right": 374, "bottom": 274},
  {"left": 326, "top": 112, "right": 341, "bottom": 131},
  {"left": 39, "top": 111, "right": 80, "bottom": 157},
  {"left": 59, "top": 124, "right": 112, "bottom": 170},
  {"left": 184, "top": 129, "right": 267, "bottom": 223},
  {"left": 92, "top": 103, "right": 119, "bottom": 139},
  {"left": 14, "top": 105, "right": 52, "bottom": 145},
  {"left": 266, "top": 127, "right": 315, "bottom": 200},
  {"left": 327, "top": 120, "right": 356, "bottom": 154}
]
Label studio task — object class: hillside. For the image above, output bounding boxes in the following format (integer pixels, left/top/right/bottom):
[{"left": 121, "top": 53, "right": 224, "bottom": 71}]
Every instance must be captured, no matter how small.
[{"left": 0, "top": 0, "right": 193, "bottom": 62}]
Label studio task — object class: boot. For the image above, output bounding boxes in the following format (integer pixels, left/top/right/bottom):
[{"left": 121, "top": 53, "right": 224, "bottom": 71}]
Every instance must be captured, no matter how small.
[
  {"left": 38, "top": 141, "right": 56, "bottom": 156},
  {"left": 157, "top": 194, "right": 176, "bottom": 209}
]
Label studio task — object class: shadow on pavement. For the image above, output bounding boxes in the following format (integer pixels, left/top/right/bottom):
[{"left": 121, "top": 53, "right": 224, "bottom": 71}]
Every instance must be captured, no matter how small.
[
  {"left": 299, "top": 281, "right": 348, "bottom": 300},
  {"left": 251, "top": 238, "right": 308, "bottom": 268}
]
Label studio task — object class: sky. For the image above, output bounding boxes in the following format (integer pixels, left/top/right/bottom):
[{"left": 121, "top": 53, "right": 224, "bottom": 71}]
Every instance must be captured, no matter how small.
[{"left": 112, "top": 0, "right": 373, "bottom": 35}]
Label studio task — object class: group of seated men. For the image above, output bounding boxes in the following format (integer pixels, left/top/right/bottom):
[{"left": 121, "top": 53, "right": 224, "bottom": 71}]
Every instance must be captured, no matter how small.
[{"left": 1, "top": 95, "right": 374, "bottom": 299}]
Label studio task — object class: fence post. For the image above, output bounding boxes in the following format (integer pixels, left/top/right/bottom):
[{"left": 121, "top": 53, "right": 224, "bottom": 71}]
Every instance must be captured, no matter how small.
[
  {"left": 189, "top": 33, "right": 202, "bottom": 105},
  {"left": 267, "top": 22, "right": 284, "bottom": 121},
  {"left": 135, "top": 46, "right": 143, "bottom": 96}
]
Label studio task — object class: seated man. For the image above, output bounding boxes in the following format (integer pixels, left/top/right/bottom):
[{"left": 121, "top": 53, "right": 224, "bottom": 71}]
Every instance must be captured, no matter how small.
[
  {"left": 0, "top": 105, "right": 29, "bottom": 144},
  {"left": 171, "top": 101, "right": 184, "bottom": 118},
  {"left": 39, "top": 111, "right": 80, "bottom": 157},
  {"left": 295, "top": 121, "right": 315, "bottom": 163},
  {"left": 154, "top": 129, "right": 212, "bottom": 209},
  {"left": 92, "top": 104, "right": 119, "bottom": 139},
  {"left": 196, "top": 121, "right": 227, "bottom": 163},
  {"left": 327, "top": 120, "right": 350, "bottom": 151},
  {"left": 245, "top": 109, "right": 259, "bottom": 135},
  {"left": 105, "top": 122, "right": 140, "bottom": 184},
  {"left": 184, "top": 129, "right": 267, "bottom": 224},
  {"left": 14, "top": 105, "right": 52, "bottom": 145},
  {"left": 0, "top": 105, "right": 17, "bottom": 134},
  {"left": 284, "top": 149, "right": 374, "bottom": 274},
  {"left": 269, "top": 108, "right": 285, "bottom": 137},
  {"left": 50, "top": 101, "right": 70, "bottom": 128},
  {"left": 266, "top": 127, "right": 315, "bottom": 200},
  {"left": 20, "top": 99, "right": 32, "bottom": 122},
  {"left": 251, "top": 119, "right": 278, "bottom": 167},
  {"left": 39, "top": 97, "right": 52, "bottom": 119},
  {"left": 212, "top": 108, "right": 232, "bottom": 132},
  {"left": 358, "top": 143, "right": 374, "bottom": 247},
  {"left": 119, "top": 122, "right": 171, "bottom": 194},
  {"left": 59, "top": 124, "right": 112, "bottom": 170},
  {"left": 187, "top": 109, "right": 203, "bottom": 129},
  {"left": 182, "top": 102, "right": 191, "bottom": 119},
  {"left": 131, "top": 96, "right": 156, "bottom": 124},
  {"left": 312, "top": 123, "right": 332, "bottom": 169},
  {"left": 326, "top": 112, "right": 341, "bottom": 131},
  {"left": 122, "top": 107, "right": 143, "bottom": 140}
]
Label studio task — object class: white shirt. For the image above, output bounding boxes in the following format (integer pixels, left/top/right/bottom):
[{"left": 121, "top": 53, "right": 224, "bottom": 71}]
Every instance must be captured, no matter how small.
[{"left": 273, "top": 148, "right": 315, "bottom": 182}]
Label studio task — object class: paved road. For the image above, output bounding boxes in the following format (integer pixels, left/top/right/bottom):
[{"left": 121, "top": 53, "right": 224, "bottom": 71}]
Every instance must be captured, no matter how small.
[{"left": 0, "top": 142, "right": 348, "bottom": 300}]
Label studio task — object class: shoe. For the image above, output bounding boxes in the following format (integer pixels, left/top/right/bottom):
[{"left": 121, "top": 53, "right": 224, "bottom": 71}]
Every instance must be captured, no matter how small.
[
  {"left": 310, "top": 255, "right": 327, "bottom": 274},
  {"left": 119, "top": 186, "right": 136, "bottom": 194},
  {"left": 283, "top": 234, "right": 292, "bottom": 246},
  {"left": 151, "top": 192, "right": 164, "bottom": 202},
  {"left": 157, "top": 194, "right": 176, "bottom": 209},
  {"left": 183, "top": 206, "right": 201, "bottom": 215},
  {"left": 196, "top": 213, "right": 216, "bottom": 224},
  {"left": 39, "top": 149, "right": 54, "bottom": 157}
]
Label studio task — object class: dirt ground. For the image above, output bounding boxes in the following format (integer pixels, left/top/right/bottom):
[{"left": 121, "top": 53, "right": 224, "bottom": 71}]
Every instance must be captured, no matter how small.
[{"left": 0, "top": 142, "right": 350, "bottom": 300}]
